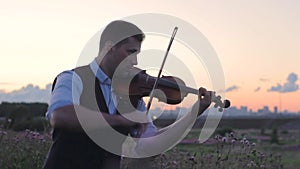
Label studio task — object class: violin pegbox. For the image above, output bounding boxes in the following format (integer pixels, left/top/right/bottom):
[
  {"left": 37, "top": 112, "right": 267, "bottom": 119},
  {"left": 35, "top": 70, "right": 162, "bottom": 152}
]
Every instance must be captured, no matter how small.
[{"left": 211, "top": 92, "right": 228, "bottom": 112}]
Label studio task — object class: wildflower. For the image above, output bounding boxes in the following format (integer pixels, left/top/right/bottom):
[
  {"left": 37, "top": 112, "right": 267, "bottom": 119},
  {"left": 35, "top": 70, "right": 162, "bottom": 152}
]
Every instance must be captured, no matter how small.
[
  {"left": 222, "top": 137, "right": 227, "bottom": 143},
  {"left": 260, "top": 164, "right": 266, "bottom": 169},
  {"left": 245, "top": 140, "right": 250, "bottom": 146},
  {"left": 207, "top": 154, "right": 214, "bottom": 159},
  {"left": 260, "top": 153, "right": 265, "bottom": 158},
  {"left": 246, "top": 161, "right": 256, "bottom": 167},
  {"left": 214, "top": 135, "right": 220, "bottom": 140},
  {"left": 189, "top": 155, "right": 195, "bottom": 161},
  {"left": 0, "top": 130, "right": 7, "bottom": 135},
  {"left": 38, "top": 135, "right": 45, "bottom": 141},
  {"left": 251, "top": 143, "right": 256, "bottom": 147},
  {"left": 160, "top": 153, "right": 167, "bottom": 159},
  {"left": 13, "top": 136, "right": 20, "bottom": 143}
]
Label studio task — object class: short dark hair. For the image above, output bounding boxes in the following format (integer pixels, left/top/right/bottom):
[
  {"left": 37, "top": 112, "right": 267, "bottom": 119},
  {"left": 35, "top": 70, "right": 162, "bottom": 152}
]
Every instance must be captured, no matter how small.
[{"left": 99, "top": 20, "right": 145, "bottom": 51}]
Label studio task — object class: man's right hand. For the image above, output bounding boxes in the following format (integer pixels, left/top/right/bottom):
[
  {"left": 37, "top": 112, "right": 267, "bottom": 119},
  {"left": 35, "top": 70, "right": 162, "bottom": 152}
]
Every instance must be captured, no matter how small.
[{"left": 117, "top": 111, "right": 149, "bottom": 137}]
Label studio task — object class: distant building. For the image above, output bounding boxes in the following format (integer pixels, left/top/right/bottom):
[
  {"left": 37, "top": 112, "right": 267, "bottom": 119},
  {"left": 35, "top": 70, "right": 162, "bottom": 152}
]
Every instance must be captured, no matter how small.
[
  {"left": 274, "top": 106, "right": 278, "bottom": 113},
  {"left": 263, "top": 106, "right": 269, "bottom": 113},
  {"left": 240, "top": 106, "right": 248, "bottom": 113},
  {"left": 257, "top": 106, "right": 271, "bottom": 115}
]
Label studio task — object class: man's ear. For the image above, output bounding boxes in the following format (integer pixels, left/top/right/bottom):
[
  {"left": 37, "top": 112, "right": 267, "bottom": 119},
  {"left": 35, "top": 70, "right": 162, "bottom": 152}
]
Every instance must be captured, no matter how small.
[{"left": 105, "top": 41, "right": 114, "bottom": 51}]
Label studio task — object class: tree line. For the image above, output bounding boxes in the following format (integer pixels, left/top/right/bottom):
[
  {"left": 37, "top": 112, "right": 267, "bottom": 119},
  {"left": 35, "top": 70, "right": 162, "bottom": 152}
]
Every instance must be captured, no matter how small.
[{"left": 0, "top": 102, "right": 49, "bottom": 131}]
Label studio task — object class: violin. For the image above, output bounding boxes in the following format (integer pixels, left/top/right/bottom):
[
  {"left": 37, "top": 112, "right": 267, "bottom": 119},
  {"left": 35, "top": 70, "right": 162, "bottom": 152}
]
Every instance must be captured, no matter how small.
[{"left": 112, "top": 67, "right": 230, "bottom": 112}]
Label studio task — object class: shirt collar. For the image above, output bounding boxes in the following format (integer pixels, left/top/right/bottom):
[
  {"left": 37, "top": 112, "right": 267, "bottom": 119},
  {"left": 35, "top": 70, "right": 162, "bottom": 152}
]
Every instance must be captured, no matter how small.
[{"left": 89, "top": 59, "right": 111, "bottom": 85}]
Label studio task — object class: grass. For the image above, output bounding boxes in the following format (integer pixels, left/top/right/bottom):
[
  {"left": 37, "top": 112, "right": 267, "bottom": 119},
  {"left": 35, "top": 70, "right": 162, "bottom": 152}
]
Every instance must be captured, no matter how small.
[
  {"left": 0, "top": 129, "right": 52, "bottom": 169},
  {"left": 0, "top": 128, "right": 299, "bottom": 169},
  {"left": 183, "top": 128, "right": 299, "bottom": 168}
]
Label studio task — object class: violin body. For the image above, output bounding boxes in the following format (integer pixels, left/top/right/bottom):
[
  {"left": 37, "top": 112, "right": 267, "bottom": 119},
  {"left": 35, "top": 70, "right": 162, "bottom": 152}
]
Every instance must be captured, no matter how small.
[{"left": 113, "top": 67, "right": 188, "bottom": 105}]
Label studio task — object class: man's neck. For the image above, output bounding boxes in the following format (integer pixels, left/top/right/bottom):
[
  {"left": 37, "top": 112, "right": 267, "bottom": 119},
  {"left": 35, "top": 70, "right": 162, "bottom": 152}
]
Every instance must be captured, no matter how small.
[{"left": 96, "top": 55, "right": 113, "bottom": 79}]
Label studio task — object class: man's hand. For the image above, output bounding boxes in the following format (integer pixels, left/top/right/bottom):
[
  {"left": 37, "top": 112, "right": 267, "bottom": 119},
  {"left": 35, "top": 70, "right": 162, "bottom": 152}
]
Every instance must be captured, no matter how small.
[
  {"left": 117, "top": 111, "right": 149, "bottom": 137},
  {"left": 191, "top": 87, "right": 212, "bottom": 117},
  {"left": 132, "top": 122, "right": 149, "bottom": 138}
]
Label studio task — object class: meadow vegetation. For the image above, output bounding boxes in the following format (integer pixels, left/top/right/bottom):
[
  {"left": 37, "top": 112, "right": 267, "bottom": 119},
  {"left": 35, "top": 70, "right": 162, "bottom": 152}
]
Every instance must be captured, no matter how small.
[
  {"left": 0, "top": 103, "right": 299, "bottom": 168},
  {"left": 1, "top": 127, "right": 299, "bottom": 169}
]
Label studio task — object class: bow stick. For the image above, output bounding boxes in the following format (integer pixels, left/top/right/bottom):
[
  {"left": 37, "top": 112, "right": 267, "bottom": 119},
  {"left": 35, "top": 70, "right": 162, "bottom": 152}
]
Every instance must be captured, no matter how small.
[{"left": 146, "top": 27, "right": 178, "bottom": 115}]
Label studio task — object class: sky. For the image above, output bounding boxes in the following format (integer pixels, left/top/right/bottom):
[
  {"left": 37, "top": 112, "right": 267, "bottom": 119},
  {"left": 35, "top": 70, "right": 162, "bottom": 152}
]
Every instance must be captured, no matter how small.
[{"left": 0, "top": 0, "right": 299, "bottom": 112}]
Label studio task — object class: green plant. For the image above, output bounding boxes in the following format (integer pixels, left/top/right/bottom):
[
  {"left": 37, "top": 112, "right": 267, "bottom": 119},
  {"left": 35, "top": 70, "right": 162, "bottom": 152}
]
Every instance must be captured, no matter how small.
[
  {"left": 270, "top": 128, "right": 279, "bottom": 144},
  {"left": 215, "top": 126, "right": 233, "bottom": 136},
  {"left": 0, "top": 129, "right": 51, "bottom": 169}
]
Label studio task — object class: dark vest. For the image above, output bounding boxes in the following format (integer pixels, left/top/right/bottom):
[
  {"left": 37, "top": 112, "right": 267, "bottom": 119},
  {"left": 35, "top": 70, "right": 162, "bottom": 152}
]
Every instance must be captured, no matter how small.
[{"left": 43, "top": 65, "right": 130, "bottom": 169}]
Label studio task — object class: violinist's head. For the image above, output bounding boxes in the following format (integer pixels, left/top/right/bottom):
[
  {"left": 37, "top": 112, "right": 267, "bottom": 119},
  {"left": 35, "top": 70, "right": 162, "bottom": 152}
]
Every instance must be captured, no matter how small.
[{"left": 97, "top": 20, "right": 145, "bottom": 78}]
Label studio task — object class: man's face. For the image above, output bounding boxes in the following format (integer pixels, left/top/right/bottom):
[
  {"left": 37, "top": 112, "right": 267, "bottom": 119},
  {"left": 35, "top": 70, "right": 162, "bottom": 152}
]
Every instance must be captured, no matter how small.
[{"left": 110, "top": 37, "right": 141, "bottom": 72}]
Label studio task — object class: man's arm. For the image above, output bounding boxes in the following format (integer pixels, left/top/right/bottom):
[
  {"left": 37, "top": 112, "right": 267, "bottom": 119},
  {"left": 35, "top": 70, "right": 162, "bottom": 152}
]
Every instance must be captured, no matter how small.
[
  {"left": 134, "top": 87, "right": 212, "bottom": 155},
  {"left": 50, "top": 104, "right": 137, "bottom": 132},
  {"left": 47, "top": 70, "right": 137, "bottom": 132}
]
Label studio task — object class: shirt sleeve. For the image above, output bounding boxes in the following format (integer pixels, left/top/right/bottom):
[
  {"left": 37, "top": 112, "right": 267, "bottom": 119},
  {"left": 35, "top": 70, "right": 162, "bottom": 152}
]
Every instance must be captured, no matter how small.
[{"left": 45, "top": 70, "right": 83, "bottom": 120}]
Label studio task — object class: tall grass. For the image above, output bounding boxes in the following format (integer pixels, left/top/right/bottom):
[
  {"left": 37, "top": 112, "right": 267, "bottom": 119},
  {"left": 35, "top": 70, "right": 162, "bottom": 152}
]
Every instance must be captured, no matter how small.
[
  {"left": 0, "top": 129, "right": 51, "bottom": 169},
  {"left": 123, "top": 131, "right": 284, "bottom": 169},
  {"left": 1, "top": 128, "right": 298, "bottom": 169}
]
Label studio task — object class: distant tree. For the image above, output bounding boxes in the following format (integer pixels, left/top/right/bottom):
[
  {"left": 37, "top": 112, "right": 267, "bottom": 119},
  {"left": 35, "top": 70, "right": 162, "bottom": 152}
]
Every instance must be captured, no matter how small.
[
  {"left": 0, "top": 102, "right": 48, "bottom": 119},
  {"left": 260, "top": 128, "right": 265, "bottom": 135},
  {"left": 215, "top": 126, "right": 234, "bottom": 136},
  {"left": 281, "top": 130, "right": 288, "bottom": 134},
  {"left": 30, "top": 117, "right": 50, "bottom": 132},
  {"left": 0, "top": 102, "right": 49, "bottom": 131},
  {"left": 270, "top": 128, "right": 279, "bottom": 144},
  {"left": 9, "top": 106, "right": 30, "bottom": 125}
]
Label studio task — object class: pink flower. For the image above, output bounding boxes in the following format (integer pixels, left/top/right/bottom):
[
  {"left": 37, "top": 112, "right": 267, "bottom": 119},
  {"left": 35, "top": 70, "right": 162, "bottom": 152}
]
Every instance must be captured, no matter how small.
[{"left": 222, "top": 137, "right": 227, "bottom": 143}]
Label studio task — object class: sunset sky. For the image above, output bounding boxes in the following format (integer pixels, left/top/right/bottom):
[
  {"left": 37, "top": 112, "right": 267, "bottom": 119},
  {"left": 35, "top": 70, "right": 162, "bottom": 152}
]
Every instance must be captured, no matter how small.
[{"left": 1, "top": 0, "right": 299, "bottom": 112}]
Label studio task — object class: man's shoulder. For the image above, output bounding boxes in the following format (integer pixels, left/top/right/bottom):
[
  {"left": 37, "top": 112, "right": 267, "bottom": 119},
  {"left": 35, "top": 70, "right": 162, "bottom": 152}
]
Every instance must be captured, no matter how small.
[
  {"left": 56, "top": 64, "right": 91, "bottom": 80},
  {"left": 73, "top": 65, "right": 90, "bottom": 71},
  {"left": 72, "top": 65, "right": 94, "bottom": 78},
  {"left": 51, "top": 69, "right": 83, "bottom": 91}
]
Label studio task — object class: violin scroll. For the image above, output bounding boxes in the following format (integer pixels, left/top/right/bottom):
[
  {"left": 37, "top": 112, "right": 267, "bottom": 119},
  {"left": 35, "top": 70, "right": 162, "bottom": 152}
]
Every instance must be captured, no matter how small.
[{"left": 211, "top": 91, "right": 230, "bottom": 112}]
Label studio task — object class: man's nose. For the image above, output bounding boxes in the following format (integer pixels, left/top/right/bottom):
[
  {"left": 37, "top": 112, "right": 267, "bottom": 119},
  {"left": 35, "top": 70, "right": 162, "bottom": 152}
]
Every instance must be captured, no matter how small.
[{"left": 129, "top": 54, "right": 138, "bottom": 65}]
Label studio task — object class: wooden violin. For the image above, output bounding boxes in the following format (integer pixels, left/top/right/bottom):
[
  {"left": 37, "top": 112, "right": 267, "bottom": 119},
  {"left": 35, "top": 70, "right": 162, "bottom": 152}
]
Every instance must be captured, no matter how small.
[{"left": 112, "top": 67, "right": 230, "bottom": 112}]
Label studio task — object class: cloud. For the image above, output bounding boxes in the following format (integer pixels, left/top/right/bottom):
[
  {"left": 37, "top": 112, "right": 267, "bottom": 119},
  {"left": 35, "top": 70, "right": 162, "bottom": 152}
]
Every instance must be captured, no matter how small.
[
  {"left": 0, "top": 83, "right": 52, "bottom": 103},
  {"left": 268, "top": 73, "right": 299, "bottom": 93},
  {"left": 254, "top": 87, "right": 261, "bottom": 92},
  {"left": 0, "top": 82, "right": 13, "bottom": 85},
  {"left": 259, "top": 78, "right": 270, "bottom": 82},
  {"left": 226, "top": 85, "right": 239, "bottom": 92}
]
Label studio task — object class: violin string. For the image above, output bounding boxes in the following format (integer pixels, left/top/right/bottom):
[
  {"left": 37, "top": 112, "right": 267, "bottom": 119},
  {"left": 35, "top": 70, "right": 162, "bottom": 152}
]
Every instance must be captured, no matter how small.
[{"left": 146, "top": 27, "right": 178, "bottom": 115}]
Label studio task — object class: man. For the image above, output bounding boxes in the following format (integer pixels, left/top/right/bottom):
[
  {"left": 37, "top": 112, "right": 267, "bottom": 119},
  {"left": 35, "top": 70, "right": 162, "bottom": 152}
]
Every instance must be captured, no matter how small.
[{"left": 43, "top": 20, "right": 212, "bottom": 169}]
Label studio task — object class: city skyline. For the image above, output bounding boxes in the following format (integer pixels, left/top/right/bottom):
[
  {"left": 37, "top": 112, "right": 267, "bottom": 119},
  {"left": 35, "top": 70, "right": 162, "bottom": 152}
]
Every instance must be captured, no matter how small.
[
  {"left": 149, "top": 104, "right": 300, "bottom": 120},
  {"left": 0, "top": 83, "right": 299, "bottom": 114}
]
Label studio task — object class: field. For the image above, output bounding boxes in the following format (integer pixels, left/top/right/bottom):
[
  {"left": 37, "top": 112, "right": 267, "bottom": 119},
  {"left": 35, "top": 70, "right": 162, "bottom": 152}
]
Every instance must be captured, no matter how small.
[
  {"left": 178, "top": 128, "right": 300, "bottom": 168},
  {"left": 2, "top": 102, "right": 296, "bottom": 168},
  {"left": 1, "top": 118, "right": 300, "bottom": 169}
]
